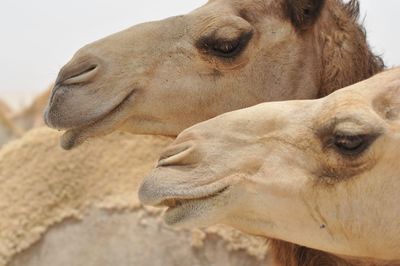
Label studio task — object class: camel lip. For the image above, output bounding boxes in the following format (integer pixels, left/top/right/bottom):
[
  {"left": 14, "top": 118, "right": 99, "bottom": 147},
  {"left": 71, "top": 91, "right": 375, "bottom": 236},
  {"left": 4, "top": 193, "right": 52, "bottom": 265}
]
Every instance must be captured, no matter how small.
[
  {"left": 139, "top": 171, "right": 235, "bottom": 207},
  {"left": 59, "top": 89, "right": 137, "bottom": 150},
  {"left": 161, "top": 186, "right": 231, "bottom": 226},
  {"left": 155, "top": 186, "right": 230, "bottom": 209}
]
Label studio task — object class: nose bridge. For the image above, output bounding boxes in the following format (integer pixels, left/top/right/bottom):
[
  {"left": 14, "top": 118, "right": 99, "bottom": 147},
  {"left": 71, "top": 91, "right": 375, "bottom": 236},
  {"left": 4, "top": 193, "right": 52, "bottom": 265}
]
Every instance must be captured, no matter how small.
[
  {"left": 74, "top": 15, "right": 188, "bottom": 83},
  {"left": 91, "top": 15, "right": 187, "bottom": 58},
  {"left": 55, "top": 18, "right": 174, "bottom": 88}
]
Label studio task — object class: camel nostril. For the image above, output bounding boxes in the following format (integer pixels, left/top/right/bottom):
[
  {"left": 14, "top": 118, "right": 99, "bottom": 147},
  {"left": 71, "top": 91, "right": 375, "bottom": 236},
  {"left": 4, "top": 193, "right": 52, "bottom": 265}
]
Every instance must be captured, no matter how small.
[
  {"left": 56, "top": 62, "right": 99, "bottom": 86},
  {"left": 157, "top": 142, "right": 195, "bottom": 167}
]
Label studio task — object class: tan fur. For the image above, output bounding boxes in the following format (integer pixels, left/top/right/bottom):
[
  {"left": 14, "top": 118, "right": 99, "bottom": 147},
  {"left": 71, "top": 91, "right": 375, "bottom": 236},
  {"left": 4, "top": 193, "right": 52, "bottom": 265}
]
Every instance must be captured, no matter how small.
[
  {"left": 44, "top": 0, "right": 383, "bottom": 149},
  {"left": 140, "top": 68, "right": 400, "bottom": 265}
]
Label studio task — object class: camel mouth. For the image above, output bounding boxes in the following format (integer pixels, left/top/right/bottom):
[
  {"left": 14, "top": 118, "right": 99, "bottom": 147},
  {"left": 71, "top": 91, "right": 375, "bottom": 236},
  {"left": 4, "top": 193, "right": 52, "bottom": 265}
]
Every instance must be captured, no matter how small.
[
  {"left": 59, "top": 89, "right": 136, "bottom": 150},
  {"left": 158, "top": 186, "right": 229, "bottom": 209},
  {"left": 158, "top": 186, "right": 230, "bottom": 226}
]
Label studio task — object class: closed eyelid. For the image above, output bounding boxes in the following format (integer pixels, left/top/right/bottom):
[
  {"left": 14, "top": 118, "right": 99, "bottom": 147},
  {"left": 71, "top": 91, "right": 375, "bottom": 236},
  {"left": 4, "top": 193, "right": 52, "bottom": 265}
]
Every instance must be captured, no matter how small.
[
  {"left": 314, "top": 116, "right": 384, "bottom": 139},
  {"left": 196, "top": 29, "right": 253, "bottom": 48}
]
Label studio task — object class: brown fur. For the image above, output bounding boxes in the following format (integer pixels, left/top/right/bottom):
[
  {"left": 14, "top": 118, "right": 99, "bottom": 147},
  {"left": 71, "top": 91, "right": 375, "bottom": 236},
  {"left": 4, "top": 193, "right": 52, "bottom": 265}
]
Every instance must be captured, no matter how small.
[
  {"left": 285, "top": 0, "right": 327, "bottom": 30},
  {"left": 317, "top": 0, "right": 384, "bottom": 96},
  {"left": 269, "top": 240, "right": 400, "bottom": 266},
  {"left": 241, "top": 0, "right": 383, "bottom": 96}
]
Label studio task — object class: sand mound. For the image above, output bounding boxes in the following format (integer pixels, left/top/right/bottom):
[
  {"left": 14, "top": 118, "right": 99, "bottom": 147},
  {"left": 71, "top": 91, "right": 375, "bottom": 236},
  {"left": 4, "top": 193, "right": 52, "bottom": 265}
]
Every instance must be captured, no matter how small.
[{"left": 0, "top": 128, "right": 269, "bottom": 266}]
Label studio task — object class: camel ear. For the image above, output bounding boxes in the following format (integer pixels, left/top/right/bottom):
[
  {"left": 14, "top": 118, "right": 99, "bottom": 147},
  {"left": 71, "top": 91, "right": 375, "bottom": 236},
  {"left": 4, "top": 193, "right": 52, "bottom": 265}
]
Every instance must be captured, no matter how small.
[{"left": 285, "top": 0, "right": 326, "bottom": 30}]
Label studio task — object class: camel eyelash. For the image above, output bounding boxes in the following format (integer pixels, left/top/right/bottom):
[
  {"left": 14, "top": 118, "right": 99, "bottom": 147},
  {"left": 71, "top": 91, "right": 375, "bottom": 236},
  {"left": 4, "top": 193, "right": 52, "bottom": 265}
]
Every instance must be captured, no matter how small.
[
  {"left": 326, "top": 133, "right": 380, "bottom": 157},
  {"left": 196, "top": 30, "right": 253, "bottom": 58}
]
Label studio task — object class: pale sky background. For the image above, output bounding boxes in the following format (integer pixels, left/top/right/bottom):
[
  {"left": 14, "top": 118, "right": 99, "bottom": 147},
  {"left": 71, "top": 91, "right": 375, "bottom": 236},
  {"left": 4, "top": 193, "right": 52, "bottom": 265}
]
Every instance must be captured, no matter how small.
[{"left": 0, "top": 0, "right": 399, "bottom": 103}]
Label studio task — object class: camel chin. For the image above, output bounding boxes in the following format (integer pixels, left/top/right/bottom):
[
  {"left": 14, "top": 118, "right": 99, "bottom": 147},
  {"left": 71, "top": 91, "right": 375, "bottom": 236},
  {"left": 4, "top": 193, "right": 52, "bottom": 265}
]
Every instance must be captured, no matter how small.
[
  {"left": 52, "top": 90, "right": 137, "bottom": 150},
  {"left": 162, "top": 188, "right": 232, "bottom": 228}
]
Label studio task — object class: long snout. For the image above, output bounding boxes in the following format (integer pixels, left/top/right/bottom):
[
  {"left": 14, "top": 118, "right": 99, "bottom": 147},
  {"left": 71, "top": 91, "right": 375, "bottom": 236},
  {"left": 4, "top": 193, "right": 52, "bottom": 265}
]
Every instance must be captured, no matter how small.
[{"left": 44, "top": 16, "right": 189, "bottom": 149}]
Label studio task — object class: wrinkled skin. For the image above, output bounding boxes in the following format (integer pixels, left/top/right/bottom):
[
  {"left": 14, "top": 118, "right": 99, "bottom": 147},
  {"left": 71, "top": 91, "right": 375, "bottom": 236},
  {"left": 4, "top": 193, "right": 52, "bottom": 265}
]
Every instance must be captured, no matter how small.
[
  {"left": 139, "top": 68, "right": 400, "bottom": 262},
  {"left": 44, "top": 0, "right": 382, "bottom": 149}
]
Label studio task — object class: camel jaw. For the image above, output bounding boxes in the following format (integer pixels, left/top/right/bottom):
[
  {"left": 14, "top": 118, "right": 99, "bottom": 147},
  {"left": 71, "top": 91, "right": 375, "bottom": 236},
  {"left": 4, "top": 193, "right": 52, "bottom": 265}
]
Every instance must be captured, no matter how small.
[{"left": 52, "top": 90, "right": 137, "bottom": 150}]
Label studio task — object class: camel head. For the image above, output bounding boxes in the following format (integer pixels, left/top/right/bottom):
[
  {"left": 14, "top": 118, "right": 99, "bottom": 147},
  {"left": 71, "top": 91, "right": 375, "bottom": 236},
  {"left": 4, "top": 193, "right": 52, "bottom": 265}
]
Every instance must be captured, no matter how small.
[
  {"left": 139, "top": 68, "right": 400, "bottom": 261},
  {"left": 44, "top": 0, "right": 383, "bottom": 150}
]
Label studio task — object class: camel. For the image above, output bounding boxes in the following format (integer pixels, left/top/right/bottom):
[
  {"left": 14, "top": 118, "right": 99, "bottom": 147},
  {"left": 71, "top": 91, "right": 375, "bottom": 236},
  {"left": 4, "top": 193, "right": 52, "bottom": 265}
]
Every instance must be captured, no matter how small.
[
  {"left": 44, "top": 0, "right": 383, "bottom": 150},
  {"left": 0, "top": 0, "right": 386, "bottom": 264},
  {"left": 139, "top": 68, "right": 400, "bottom": 266}
]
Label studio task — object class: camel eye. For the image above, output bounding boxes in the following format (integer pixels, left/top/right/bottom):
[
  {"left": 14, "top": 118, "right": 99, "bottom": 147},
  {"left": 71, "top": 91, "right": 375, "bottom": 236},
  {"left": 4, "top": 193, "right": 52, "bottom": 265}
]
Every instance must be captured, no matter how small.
[
  {"left": 212, "top": 40, "right": 240, "bottom": 57},
  {"left": 333, "top": 134, "right": 371, "bottom": 156},
  {"left": 198, "top": 31, "right": 253, "bottom": 58}
]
